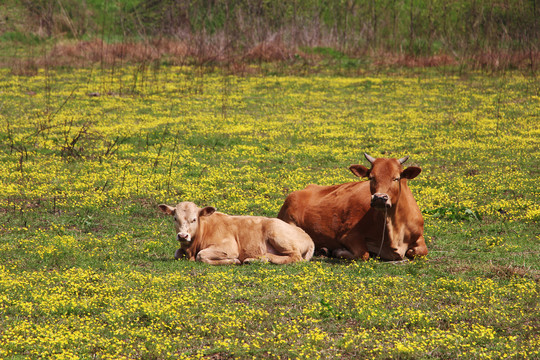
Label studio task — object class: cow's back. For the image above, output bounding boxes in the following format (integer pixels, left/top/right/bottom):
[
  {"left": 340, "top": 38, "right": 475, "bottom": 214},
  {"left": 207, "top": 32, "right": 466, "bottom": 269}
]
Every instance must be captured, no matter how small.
[
  {"left": 200, "top": 212, "right": 265, "bottom": 241},
  {"left": 278, "top": 182, "right": 371, "bottom": 250},
  {"left": 199, "top": 212, "right": 313, "bottom": 262},
  {"left": 263, "top": 218, "right": 314, "bottom": 260}
]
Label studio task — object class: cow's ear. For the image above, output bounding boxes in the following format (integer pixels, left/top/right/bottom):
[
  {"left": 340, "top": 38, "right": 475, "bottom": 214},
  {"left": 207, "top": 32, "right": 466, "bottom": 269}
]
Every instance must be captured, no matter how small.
[
  {"left": 349, "top": 164, "right": 370, "bottom": 178},
  {"left": 199, "top": 206, "right": 216, "bottom": 217},
  {"left": 401, "top": 166, "right": 421, "bottom": 180},
  {"left": 158, "top": 204, "right": 176, "bottom": 215}
]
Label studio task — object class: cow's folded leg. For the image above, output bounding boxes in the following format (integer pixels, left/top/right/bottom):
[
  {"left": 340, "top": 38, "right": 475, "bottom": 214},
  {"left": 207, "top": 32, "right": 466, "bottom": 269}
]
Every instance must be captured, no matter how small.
[
  {"left": 332, "top": 248, "right": 355, "bottom": 259},
  {"left": 406, "top": 236, "right": 428, "bottom": 259},
  {"left": 333, "top": 247, "right": 370, "bottom": 261},
  {"left": 196, "top": 248, "right": 240, "bottom": 265},
  {"left": 315, "top": 247, "right": 330, "bottom": 257},
  {"left": 174, "top": 248, "right": 187, "bottom": 260},
  {"left": 264, "top": 230, "right": 310, "bottom": 264}
]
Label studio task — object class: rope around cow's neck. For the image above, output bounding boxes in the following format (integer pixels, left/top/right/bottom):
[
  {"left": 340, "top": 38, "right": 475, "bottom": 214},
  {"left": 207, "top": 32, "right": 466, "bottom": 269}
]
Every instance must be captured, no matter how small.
[{"left": 376, "top": 208, "right": 387, "bottom": 259}]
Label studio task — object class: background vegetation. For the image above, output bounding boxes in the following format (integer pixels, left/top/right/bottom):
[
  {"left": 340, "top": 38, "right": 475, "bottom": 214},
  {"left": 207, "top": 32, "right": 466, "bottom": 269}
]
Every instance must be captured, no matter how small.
[{"left": 1, "top": 0, "right": 539, "bottom": 71}]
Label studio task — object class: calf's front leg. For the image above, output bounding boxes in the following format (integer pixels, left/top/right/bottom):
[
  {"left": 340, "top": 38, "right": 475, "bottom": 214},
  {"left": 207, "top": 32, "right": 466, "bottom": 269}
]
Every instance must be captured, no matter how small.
[{"left": 175, "top": 248, "right": 187, "bottom": 260}]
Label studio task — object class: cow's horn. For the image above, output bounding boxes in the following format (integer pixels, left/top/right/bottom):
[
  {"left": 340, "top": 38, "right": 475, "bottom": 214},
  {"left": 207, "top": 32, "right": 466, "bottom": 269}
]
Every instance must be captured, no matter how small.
[
  {"left": 398, "top": 156, "right": 410, "bottom": 164},
  {"left": 364, "top": 153, "right": 376, "bottom": 164}
]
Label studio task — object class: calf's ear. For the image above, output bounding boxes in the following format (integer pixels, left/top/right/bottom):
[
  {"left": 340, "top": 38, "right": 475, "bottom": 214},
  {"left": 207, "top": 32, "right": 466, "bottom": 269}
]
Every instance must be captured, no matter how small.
[
  {"left": 349, "top": 164, "right": 370, "bottom": 178},
  {"left": 158, "top": 204, "right": 176, "bottom": 215},
  {"left": 401, "top": 166, "right": 421, "bottom": 180},
  {"left": 199, "top": 206, "right": 216, "bottom": 217}
]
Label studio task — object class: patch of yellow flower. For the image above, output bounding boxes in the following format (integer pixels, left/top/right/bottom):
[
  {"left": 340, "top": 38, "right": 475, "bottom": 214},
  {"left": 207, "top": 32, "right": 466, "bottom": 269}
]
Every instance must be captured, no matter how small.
[{"left": 0, "top": 66, "right": 538, "bottom": 358}]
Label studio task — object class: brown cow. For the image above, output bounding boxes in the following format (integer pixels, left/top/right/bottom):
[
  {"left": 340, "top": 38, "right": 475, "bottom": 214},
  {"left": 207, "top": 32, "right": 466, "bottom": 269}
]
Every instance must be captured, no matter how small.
[
  {"left": 159, "top": 201, "right": 314, "bottom": 265},
  {"left": 277, "top": 153, "right": 428, "bottom": 261}
]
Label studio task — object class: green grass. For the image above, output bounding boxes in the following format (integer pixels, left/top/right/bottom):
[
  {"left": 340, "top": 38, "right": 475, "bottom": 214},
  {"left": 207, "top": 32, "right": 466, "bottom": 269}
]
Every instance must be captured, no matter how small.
[{"left": 0, "top": 66, "right": 539, "bottom": 359}]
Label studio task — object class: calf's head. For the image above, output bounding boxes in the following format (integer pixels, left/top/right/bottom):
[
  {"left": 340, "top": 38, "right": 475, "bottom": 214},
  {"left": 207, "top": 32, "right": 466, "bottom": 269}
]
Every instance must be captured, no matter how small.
[
  {"left": 349, "top": 153, "right": 421, "bottom": 210},
  {"left": 158, "top": 201, "right": 216, "bottom": 243}
]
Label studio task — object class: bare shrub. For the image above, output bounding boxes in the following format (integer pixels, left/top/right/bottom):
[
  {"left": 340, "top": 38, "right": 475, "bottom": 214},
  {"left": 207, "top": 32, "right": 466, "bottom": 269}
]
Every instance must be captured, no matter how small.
[
  {"left": 471, "top": 51, "right": 539, "bottom": 72},
  {"left": 244, "top": 34, "right": 295, "bottom": 62},
  {"left": 46, "top": 39, "right": 190, "bottom": 67},
  {"left": 374, "top": 52, "right": 458, "bottom": 68},
  {"left": 11, "top": 58, "right": 39, "bottom": 76}
]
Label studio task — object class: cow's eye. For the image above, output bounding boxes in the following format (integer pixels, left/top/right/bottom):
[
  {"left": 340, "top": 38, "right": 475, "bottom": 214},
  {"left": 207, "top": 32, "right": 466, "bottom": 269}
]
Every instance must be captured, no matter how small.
[
  {"left": 191, "top": 218, "right": 197, "bottom": 223},
  {"left": 394, "top": 177, "right": 400, "bottom": 181}
]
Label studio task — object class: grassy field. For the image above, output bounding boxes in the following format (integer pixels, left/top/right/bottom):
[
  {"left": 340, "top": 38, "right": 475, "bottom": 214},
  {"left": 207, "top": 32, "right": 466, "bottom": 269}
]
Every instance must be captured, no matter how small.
[{"left": 0, "top": 66, "right": 539, "bottom": 359}]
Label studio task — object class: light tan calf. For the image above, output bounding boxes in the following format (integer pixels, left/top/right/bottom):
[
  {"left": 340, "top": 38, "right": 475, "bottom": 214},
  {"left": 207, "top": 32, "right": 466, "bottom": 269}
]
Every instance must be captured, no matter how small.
[{"left": 159, "top": 201, "right": 314, "bottom": 265}]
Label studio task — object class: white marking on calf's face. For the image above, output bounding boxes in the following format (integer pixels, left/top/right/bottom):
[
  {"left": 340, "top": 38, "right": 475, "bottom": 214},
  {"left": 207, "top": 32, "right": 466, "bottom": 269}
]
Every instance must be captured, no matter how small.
[
  {"left": 159, "top": 202, "right": 217, "bottom": 244},
  {"left": 173, "top": 203, "right": 200, "bottom": 243}
]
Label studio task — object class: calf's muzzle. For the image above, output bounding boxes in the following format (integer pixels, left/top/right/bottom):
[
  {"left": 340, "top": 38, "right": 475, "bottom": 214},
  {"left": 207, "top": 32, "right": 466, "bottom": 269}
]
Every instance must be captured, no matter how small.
[{"left": 177, "top": 232, "right": 191, "bottom": 242}]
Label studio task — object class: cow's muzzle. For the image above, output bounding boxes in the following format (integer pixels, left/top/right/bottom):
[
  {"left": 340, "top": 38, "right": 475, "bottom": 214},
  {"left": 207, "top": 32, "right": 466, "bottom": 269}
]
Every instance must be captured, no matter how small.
[
  {"left": 371, "top": 193, "right": 391, "bottom": 210},
  {"left": 177, "top": 232, "right": 191, "bottom": 242}
]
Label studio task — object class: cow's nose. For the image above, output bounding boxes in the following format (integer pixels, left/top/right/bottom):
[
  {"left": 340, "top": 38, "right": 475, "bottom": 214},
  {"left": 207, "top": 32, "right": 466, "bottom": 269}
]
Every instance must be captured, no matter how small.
[
  {"left": 177, "top": 233, "right": 190, "bottom": 241},
  {"left": 371, "top": 193, "right": 391, "bottom": 209},
  {"left": 373, "top": 193, "right": 389, "bottom": 201}
]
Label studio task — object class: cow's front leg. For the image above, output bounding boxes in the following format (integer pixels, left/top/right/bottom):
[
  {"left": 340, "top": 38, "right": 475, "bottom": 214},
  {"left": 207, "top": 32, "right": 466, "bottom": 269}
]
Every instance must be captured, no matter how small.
[
  {"left": 406, "top": 235, "right": 428, "bottom": 259},
  {"left": 336, "top": 232, "right": 370, "bottom": 260},
  {"left": 333, "top": 247, "right": 370, "bottom": 261},
  {"left": 196, "top": 248, "right": 241, "bottom": 265},
  {"left": 174, "top": 248, "right": 187, "bottom": 260}
]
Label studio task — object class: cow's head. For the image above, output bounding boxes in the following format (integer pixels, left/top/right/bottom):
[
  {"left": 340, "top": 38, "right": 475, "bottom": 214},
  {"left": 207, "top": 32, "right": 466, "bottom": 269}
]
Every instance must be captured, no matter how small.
[
  {"left": 158, "top": 201, "right": 216, "bottom": 243},
  {"left": 349, "top": 153, "right": 421, "bottom": 211}
]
